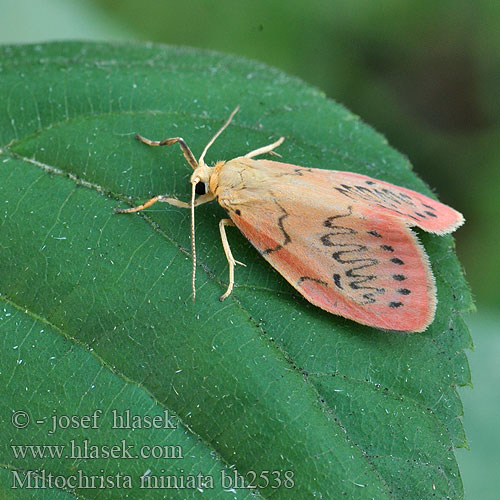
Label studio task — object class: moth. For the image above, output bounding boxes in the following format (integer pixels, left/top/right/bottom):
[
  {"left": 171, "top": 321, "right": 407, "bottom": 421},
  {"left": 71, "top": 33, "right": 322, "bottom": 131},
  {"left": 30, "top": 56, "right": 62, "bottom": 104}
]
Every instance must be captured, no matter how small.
[{"left": 116, "top": 107, "right": 464, "bottom": 332}]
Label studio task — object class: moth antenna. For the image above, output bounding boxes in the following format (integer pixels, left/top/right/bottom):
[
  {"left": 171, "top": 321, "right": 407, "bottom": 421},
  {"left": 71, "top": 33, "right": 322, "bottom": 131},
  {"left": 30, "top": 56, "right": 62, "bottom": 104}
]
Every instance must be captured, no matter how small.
[
  {"left": 198, "top": 106, "right": 240, "bottom": 166},
  {"left": 191, "top": 180, "right": 197, "bottom": 301}
]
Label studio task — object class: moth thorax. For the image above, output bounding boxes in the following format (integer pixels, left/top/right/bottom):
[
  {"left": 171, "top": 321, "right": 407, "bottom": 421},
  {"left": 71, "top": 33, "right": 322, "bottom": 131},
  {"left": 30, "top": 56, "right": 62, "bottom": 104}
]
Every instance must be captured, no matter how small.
[{"left": 208, "top": 161, "right": 226, "bottom": 195}]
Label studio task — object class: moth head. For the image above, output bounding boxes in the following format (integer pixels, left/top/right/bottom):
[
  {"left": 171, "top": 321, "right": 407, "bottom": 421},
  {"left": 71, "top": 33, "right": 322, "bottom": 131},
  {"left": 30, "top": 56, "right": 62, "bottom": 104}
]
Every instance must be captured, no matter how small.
[{"left": 190, "top": 164, "right": 212, "bottom": 196}]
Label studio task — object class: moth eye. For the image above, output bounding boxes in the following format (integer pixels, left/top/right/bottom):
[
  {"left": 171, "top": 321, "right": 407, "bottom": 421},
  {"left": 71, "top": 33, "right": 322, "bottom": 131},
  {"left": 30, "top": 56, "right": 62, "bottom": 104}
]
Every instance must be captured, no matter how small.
[{"left": 195, "top": 182, "right": 207, "bottom": 195}]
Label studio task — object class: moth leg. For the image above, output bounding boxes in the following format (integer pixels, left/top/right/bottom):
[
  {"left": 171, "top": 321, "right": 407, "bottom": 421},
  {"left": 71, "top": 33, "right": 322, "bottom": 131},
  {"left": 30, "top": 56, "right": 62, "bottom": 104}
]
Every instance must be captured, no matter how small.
[
  {"left": 244, "top": 136, "right": 285, "bottom": 159},
  {"left": 136, "top": 134, "right": 198, "bottom": 170},
  {"left": 115, "top": 193, "right": 215, "bottom": 213},
  {"left": 219, "top": 218, "right": 246, "bottom": 301}
]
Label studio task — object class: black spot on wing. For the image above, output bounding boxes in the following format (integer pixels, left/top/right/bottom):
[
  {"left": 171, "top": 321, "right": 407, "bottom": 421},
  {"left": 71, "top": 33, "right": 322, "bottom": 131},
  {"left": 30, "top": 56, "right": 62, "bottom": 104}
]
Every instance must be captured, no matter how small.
[
  {"left": 292, "top": 167, "right": 313, "bottom": 176},
  {"left": 389, "top": 301, "right": 403, "bottom": 308},
  {"left": 333, "top": 273, "right": 342, "bottom": 289},
  {"left": 298, "top": 276, "right": 329, "bottom": 287},
  {"left": 391, "top": 258, "right": 404, "bottom": 265}
]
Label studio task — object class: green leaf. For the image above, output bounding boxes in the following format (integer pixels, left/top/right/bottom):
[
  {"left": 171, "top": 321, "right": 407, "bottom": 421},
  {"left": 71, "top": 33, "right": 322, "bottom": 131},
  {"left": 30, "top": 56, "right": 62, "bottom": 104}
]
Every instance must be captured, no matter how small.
[{"left": 0, "top": 41, "right": 473, "bottom": 499}]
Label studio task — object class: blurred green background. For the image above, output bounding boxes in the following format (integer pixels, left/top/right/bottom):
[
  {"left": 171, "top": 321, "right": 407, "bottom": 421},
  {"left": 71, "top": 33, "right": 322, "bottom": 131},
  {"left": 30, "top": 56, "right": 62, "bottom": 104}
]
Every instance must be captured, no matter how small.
[{"left": 2, "top": 0, "right": 498, "bottom": 497}]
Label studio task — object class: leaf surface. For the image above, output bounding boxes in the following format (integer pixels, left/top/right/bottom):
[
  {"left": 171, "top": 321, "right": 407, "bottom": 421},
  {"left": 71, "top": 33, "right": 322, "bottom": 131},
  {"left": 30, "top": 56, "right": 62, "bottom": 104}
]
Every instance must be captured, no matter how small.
[{"left": 0, "top": 41, "right": 473, "bottom": 499}]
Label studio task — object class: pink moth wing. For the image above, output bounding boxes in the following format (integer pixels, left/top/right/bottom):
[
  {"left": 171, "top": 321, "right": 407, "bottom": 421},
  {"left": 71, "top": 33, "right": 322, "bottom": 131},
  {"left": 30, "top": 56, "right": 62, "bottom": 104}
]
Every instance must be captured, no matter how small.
[{"left": 212, "top": 158, "right": 464, "bottom": 332}]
